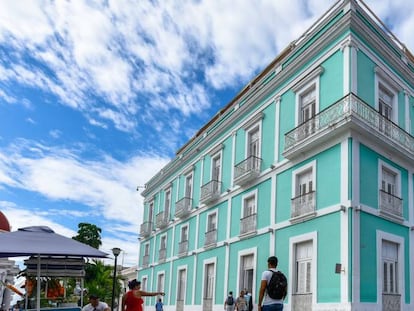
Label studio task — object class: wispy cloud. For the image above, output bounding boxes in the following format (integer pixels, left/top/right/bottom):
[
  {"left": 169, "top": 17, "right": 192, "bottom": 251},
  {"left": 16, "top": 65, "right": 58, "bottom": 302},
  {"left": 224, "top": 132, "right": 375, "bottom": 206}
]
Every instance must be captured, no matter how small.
[
  {"left": 0, "top": 140, "right": 168, "bottom": 265},
  {"left": 0, "top": 0, "right": 342, "bottom": 137},
  {"left": 0, "top": 140, "right": 167, "bottom": 222}
]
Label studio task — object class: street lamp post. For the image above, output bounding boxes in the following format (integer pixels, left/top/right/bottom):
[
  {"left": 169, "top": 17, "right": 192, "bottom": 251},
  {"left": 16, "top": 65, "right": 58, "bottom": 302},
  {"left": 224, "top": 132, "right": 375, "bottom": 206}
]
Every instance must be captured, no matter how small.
[{"left": 111, "top": 247, "right": 121, "bottom": 311}]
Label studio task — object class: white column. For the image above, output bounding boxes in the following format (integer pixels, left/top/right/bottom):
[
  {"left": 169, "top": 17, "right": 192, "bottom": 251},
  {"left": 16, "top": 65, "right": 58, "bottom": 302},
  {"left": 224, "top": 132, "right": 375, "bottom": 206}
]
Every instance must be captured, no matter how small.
[
  {"left": 340, "top": 139, "right": 350, "bottom": 303},
  {"left": 341, "top": 37, "right": 358, "bottom": 96},
  {"left": 274, "top": 95, "right": 281, "bottom": 164}
]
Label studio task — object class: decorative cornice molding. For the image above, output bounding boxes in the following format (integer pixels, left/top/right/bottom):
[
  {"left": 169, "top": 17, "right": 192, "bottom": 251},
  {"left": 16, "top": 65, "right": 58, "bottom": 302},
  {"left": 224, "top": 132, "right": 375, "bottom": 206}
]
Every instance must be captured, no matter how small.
[
  {"left": 375, "top": 66, "right": 402, "bottom": 92},
  {"left": 243, "top": 112, "right": 265, "bottom": 130},
  {"left": 291, "top": 66, "right": 325, "bottom": 93},
  {"left": 340, "top": 37, "right": 359, "bottom": 52},
  {"left": 209, "top": 143, "right": 224, "bottom": 156}
]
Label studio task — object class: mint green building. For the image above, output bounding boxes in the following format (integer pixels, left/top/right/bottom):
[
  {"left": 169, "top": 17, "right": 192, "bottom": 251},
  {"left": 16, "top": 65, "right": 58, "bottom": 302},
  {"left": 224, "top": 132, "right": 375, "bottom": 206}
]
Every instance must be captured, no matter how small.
[{"left": 137, "top": 0, "right": 414, "bottom": 310}]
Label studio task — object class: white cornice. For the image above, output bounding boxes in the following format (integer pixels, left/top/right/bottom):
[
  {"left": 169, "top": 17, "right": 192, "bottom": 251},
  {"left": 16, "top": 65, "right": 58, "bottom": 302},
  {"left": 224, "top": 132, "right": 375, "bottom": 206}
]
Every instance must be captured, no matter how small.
[{"left": 291, "top": 66, "right": 325, "bottom": 93}]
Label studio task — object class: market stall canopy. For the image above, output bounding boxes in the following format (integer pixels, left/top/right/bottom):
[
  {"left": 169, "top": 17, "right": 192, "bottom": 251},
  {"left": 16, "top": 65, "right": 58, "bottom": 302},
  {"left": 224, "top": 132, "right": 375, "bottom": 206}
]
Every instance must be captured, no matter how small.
[
  {"left": 0, "top": 226, "right": 108, "bottom": 311},
  {"left": 0, "top": 226, "right": 108, "bottom": 258},
  {"left": 23, "top": 256, "right": 86, "bottom": 277}
]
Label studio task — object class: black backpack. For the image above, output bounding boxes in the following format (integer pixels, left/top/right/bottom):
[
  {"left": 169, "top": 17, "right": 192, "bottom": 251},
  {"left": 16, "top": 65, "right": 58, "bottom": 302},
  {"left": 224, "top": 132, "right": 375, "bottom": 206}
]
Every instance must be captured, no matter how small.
[
  {"left": 267, "top": 270, "right": 287, "bottom": 299},
  {"left": 226, "top": 295, "right": 234, "bottom": 305}
]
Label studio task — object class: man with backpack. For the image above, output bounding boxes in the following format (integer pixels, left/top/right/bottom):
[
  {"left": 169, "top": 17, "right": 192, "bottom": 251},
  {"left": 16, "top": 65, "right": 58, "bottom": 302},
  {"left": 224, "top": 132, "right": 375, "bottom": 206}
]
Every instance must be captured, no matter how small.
[
  {"left": 258, "top": 256, "right": 287, "bottom": 311},
  {"left": 224, "top": 291, "right": 235, "bottom": 311}
]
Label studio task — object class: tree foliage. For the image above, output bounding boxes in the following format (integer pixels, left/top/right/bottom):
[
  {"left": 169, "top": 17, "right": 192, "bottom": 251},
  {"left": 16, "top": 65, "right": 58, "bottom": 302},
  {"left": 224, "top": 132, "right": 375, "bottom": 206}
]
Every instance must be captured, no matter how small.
[
  {"left": 72, "top": 223, "right": 102, "bottom": 249},
  {"left": 85, "top": 260, "right": 124, "bottom": 307}
]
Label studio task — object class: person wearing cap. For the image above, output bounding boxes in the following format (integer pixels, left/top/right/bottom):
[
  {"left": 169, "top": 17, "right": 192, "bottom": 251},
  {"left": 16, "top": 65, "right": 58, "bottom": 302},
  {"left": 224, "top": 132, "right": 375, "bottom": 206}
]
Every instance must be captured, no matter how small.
[
  {"left": 121, "top": 279, "right": 165, "bottom": 311},
  {"left": 258, "top": 256, "right": 284, "bottom": 311},
  {"left": 82, "top": 294, "right": 110, "bottom": 311}
]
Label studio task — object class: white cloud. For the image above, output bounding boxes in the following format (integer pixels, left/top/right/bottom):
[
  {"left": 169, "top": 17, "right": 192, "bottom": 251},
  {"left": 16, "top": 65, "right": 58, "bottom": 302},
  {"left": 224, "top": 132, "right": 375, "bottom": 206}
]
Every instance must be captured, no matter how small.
[
  {"left": 1, "top": 0, "right": 413, "bottom": 136},
  {"left": 0, "top": 140, "right": 169, "bottom": 265},
  {"left": 0, "top": 202, "right": 138, "bottom": 266},
  {"left": 0, "top": 202, "right": 76, "bottom": 237},
  {"left": 49, "top": 129, "right": 62, "bottom": 139}
]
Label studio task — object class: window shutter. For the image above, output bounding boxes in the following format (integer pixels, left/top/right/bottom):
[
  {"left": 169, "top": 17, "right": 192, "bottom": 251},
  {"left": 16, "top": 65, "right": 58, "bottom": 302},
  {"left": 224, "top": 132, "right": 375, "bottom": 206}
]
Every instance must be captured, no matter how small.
[{"left": 306, "top": 262, "right": 311, "bottom": 293}]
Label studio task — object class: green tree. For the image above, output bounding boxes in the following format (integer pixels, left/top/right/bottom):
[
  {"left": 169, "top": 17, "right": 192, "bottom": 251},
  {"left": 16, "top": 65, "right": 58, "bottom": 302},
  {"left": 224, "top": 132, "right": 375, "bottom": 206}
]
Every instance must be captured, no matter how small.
[
  {"left": 84, "top": 260, "right": 124, "bottom": 307},
  {"left": 72, "top": 223, "right": 102, "bottom": 249}
]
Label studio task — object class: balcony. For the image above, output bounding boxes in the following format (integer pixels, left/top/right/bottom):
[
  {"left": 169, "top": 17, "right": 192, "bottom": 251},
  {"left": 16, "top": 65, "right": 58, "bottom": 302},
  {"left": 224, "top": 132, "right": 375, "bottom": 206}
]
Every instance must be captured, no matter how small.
[
  {"left": 200, "top": 180, "right": 222, "bottom": 204},
  {"left": 156, "top": 211, "right": 170, "bottom": 229},
  {"left": 379, "top": 190, "right": 403, "bottom": 221},
  {"left": 283, "top": 93, "right": 414, "bottom": 160},
  {"left": 142, "top": 254, "right": 149, "bottom": 267},
  {"left": 158, "top": 248, "right": 166, "bottom": 263},
  {"left": 178, "top": 240, "right": 188, "bottom": 257},
  {"left": 239, "top": 213, "right": 256, "bottom": 236},
  {"left": 140, "top": 221, "right": 153, "bottom": 238},
  {"left": 234, "top": 156, "right": 262, "bottom": 186},
  {"left": 291, "top": 192, "right": 316, "bottom": 219},
  {"left": 204, "top": 229, "right": 217, "bottom": 247},
  {"left": 175, "top": 197, "right": 192, "bottom": 219}
]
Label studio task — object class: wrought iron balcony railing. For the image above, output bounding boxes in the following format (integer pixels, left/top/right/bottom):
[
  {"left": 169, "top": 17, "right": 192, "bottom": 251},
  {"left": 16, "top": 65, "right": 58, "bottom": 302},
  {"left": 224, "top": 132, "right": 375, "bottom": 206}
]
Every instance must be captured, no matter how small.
[
  {"left": 178, "top": 240, "right": 188, "bottom": 256},
  {"left": 284, "top": 93, "right": 414, "bottom": 159},
  {"left": 155, "top": 211, "right": 170, "bottom": 229},
  {"left": 234, "top": 156, "right": 262, "bottom": 186},
  {"left": 239, "top": 213, "right": 257, "bottom": 235},
  {"left": 175, "top": 197, "right": 193, "bottom": 219},
  {"left": 204, "top": 229, "right": 217, "bottom": 247},
  {"left": 291, "top": 192, "right": 316, "bottom": 218},
  {"left": 200, "top": 180, "right": 222, "bottom": 204},
  {"left": 140, "top": 221, "right": 153, "bottom": 238},
  {"left": 379, "top": 190, "right": 403, "bottom": 219}
]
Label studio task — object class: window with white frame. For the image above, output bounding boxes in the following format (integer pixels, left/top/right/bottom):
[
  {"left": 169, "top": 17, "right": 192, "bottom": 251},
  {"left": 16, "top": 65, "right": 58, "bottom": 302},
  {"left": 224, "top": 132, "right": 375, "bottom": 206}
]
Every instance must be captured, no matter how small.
[
  {"left": 164, "top": 188, "right": 171, "bottom": 217},
  {"left": 375, "top": 68, "right": 400, "bottom": 135},
  {"left": 142, "top": 277, "right": 147, "bottom": 291},
  {"left": 293, "top": 67, "right": 322, "bottom": 129},
  {"left": 157, "top": 273, "right": 165, "bottom": 295},
  {"left": 207, "top": 212, "right": 217, "bottom": 232},
  {"left": 185, "top": 173, "right": 193, "bottom": 199},
  {"left": 177, "top": 269, "right": 186, "bottom": 301},
  {"left": 240, "top": 254, "right": 254, "bottom": 293},
  {"left": 379, "top": 84, "right": 394, "bottom": 121},
  {"left": 247, "top": 126, "right": 261, "bottom": 159},
  {"left": 294, "top": 240, "right": 313, "bottom": 294},
  {"left": 296, "top": 168, "right": 313, "bottom": 198},
  {"left": 243, "top": 194, "right": 256, "bottom": 218},
  {"left": 148, "top": 201, "right": 154, "bottom": 223},
  {"left": 382, "top": 240, "right": 399, "bottom": 294},
  {"left": 300, "top": 85, "right": 316, "bottom": 125},
  {"left": 160, "top": 235, "right": 167, "bottom": 250},
  {"left": 379, "top": 161, "right": 402, "bottom": 217},
  {"left": 378, "top": 83, "right": 396, "bottom": 136},
  {"left": 204, "top": 263, "right": 215, "bottom": 299},
  {"left": 212, "top": 153, "right": 222, "bottom": 182},
  {"left": 205, "top": 212, "right": 217, "bottom": 245},
  {"left": 159, "top": 235, "right": 167, "bottom": 261},
  {"left": 181, "top": 225, "right": 188, "bottom": 242},
  {"left": 240, "top": 193, "right": 257, "bottom": 234},
  {"left": 292, "top": 162, "right": 316, "bottom": 218},
  {"left": 142, "top": 243, "right": 150, "bottom": 265},
  {"left": 381, "top": 166, "right": 397, "bottom": 196}
]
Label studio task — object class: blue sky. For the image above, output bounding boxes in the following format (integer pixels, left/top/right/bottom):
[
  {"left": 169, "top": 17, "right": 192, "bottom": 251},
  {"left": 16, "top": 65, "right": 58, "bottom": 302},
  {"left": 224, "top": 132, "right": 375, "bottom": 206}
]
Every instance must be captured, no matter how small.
[{"left": 0, "top": 0, "right": 413, "bottom": 267}]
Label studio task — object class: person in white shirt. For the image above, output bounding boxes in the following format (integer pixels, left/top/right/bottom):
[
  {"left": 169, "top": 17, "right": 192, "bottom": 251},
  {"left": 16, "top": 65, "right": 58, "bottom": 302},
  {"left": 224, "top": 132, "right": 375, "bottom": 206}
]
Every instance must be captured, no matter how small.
[
  {"left": 82, "top": 294, "right": 110, "bottom": 311},
  {"left": 258, "top": 256, "right": 284, "bottom": 311}
]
